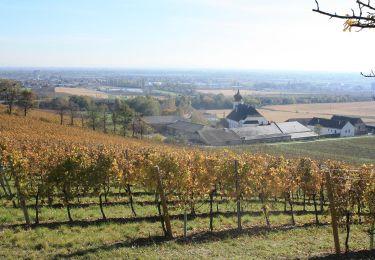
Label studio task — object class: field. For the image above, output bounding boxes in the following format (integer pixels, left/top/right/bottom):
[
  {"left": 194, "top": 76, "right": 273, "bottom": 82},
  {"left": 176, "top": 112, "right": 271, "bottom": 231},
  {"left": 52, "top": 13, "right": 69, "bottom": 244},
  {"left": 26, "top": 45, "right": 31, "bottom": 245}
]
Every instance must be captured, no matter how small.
[
  {"left": 203, "top": 101, "right": 375, "bottom": 123},
  {"left": 229, "top": 136, "right": 375, "bottom": 165},
  {"left": 196, "top": 88, "right": 291, "bottom": 96},
  {"left": 55, "top": 87, "right": 109, "bottom": 99},
  {"left": 0, "top": 191, "right": 372, "bottom": 259},
  {"left": 259, "top": 101, "right": 375, "bottom": 123}
]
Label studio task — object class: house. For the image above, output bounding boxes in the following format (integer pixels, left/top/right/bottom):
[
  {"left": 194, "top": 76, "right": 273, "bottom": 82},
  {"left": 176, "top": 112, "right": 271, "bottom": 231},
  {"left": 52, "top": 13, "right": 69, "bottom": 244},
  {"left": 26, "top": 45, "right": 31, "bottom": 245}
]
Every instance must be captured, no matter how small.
[
  {"left": 275, "top": 121, "right": 318, "bottom": 140},
  {"left": 226, "top": 90, "right": 268, "bottom": 128},
  {"left": 142, "top": 116, "right": 189, "bottom": 133},
  {"left": 307, "top": 117, "right": 355, "bottom": 137},
  {"left": 331, "top": 115, "right": 367, "bottom": 135},
  {"left": 366, "top": 123, "right": 375, "bottom": 134},
  {"left": 166, "top": 120, "right": 205, "bottom": 142},
  {"left": 201, "top": 111, "right": 219, "bottom": 124},
  {"left": 231, "top": 124, "right": 291, "bottom": 144},
  {"left": 197, "top": 128, "right": 242, "bottom": 146}
]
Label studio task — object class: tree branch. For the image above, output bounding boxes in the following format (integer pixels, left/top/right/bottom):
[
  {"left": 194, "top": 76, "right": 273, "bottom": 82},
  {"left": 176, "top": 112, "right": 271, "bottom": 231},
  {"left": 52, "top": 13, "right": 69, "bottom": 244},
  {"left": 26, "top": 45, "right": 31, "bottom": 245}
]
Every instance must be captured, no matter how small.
[
  {"left": 313, "top": 0, "right": 375, "bottom": 29},
  {"left": 360, "top": 70, "right": 375, "bottom": 77}
]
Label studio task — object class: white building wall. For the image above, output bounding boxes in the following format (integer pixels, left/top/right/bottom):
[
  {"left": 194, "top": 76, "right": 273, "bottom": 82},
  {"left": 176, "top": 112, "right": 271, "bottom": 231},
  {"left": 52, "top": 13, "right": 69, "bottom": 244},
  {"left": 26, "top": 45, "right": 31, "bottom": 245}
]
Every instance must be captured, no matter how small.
[
  {"left": 340, "top": 122, "right": 355, "bottom": 137},
  {"left": 308, "top": 125, "right": 340, "bottom": 136},
  {"left": 240, "top": 116, "right": 268, "bottom": 126}
]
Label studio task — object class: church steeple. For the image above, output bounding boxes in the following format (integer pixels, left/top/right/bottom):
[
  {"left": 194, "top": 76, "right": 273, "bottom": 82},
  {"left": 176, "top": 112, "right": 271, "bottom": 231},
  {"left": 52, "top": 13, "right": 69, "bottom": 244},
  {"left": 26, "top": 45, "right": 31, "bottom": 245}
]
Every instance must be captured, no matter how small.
[
  {"left": 234, "top": 89, "right": 242, "bottom": 102},
  {"left": 233, "top": 89, "right": 243, "bottom": 109}
]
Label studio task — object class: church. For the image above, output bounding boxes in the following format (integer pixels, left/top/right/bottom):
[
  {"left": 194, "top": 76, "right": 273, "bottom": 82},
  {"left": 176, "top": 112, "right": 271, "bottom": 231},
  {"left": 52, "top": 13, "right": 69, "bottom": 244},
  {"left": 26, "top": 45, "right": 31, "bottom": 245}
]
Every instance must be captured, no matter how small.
[{"left": 226, "top": 90, "right": 268, "bottom": 128}]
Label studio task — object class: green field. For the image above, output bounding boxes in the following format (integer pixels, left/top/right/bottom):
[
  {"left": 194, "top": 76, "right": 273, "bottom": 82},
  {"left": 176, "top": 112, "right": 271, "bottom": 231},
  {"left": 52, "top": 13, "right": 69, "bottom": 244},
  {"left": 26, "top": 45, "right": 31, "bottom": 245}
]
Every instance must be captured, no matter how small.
[
  {"left": 229, "top": 136, "right": 375, "bottom": 165},
  {"left": 0, "top": 193, "right": 373, "bottom": 259}
]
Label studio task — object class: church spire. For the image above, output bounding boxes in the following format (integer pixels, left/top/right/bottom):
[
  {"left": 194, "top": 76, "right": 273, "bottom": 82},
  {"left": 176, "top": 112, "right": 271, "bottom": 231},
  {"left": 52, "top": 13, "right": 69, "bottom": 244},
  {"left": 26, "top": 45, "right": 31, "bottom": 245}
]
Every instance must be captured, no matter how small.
[
  {"left": 234, "top": 89, "right": 243, "bottom": 102},
  {"left": 233, "top": 89, "right": 243, "bottom": 110}
]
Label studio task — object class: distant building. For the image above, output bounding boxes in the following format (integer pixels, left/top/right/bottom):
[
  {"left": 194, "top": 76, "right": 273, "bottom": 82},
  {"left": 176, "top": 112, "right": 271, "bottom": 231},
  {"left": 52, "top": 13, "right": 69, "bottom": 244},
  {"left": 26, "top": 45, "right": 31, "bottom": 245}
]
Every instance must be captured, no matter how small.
[
  {"left": 231, "top": 124, "right": 291, "bottom": 144},
  {"left": 198, "top": 128, "right": 242, "bottom": 146},
  {"left": 285, "top": 118, "right": 313, "bottom": 126},
  {"left": 366, "top": 123, "right": 375, "bottom": 134},
  {"left": 226, "top": 90, "right": 268, "bottom": 128},
  {"left": 331, "top": 115, "right": 367, "bottom": 135},
  {"left": 275, "top": 121, "right": 318, "bottom": 140},
  {"left": 307, "top": 117, "right": 355, "bottom": 137},
  {"left": 166, "top": 120, "right": 205, "bottom": 142},
  {"left": 142, "top": 116, "right": 189, "bottom": 133}
]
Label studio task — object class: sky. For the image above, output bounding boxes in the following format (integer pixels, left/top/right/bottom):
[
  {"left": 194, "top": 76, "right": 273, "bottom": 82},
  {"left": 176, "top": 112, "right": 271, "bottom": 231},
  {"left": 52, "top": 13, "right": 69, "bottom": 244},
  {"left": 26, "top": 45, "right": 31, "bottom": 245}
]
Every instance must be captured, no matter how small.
[{"left": 0, "top": 0, "right": 374, "bottom": 71}]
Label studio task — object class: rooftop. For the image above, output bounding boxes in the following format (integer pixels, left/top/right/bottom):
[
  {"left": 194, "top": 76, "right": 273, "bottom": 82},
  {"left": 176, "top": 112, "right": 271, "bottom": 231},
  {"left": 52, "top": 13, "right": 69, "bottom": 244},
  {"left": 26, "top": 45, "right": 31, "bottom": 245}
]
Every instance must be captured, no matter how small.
[
  {"left": 331, "top": 115, "right": 364, "bottom": 125},
  {"left": 166, "top": 120, "right": 205, "bottom": 133},
  {"left": 308, "top": 117, "right": 352, "bottom": 129},
  {"left": 226, "top": 104, "right": 263, "bottom": 122}
]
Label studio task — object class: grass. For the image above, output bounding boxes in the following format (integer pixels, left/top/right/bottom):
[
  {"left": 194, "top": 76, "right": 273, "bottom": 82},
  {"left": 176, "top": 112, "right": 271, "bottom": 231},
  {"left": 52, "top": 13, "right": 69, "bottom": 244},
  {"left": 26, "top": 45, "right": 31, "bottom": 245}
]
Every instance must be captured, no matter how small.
[
  {"left": 0, "top": 193, "right": 373, "bottom": 259},
  {"left": 229, "top": 136, "right": 375, "bottom": 165}
]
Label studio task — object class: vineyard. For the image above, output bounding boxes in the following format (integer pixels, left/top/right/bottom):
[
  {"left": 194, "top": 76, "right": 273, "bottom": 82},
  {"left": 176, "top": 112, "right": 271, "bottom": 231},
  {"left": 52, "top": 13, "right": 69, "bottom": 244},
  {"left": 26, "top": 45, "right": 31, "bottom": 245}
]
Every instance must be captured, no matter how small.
[{"left": 0, "top": 113, "right": 375, "bottom": 258}]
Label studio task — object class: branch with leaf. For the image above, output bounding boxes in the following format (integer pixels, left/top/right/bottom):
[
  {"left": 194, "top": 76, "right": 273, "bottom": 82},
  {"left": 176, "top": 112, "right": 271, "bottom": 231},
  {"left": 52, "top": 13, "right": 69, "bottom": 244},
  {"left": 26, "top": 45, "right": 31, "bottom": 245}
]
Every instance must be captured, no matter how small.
[
  {"left": 313, "top": 0, "right": 375, "bottom": 78},
  {"left": 313, "top": 0, "right": 375, "bottom": 30}
]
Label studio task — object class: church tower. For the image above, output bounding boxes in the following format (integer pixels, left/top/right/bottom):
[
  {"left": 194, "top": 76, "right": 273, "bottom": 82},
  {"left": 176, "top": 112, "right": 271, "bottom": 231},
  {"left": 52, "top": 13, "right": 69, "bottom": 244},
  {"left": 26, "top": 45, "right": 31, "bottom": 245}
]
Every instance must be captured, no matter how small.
[{"left": 233, "top": 89, "right": 243, "bottom": 109}]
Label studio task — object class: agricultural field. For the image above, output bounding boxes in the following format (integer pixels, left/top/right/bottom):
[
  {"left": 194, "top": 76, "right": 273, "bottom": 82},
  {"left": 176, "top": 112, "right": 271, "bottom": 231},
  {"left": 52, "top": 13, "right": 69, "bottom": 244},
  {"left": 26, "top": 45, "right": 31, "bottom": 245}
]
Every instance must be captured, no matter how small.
[
  {"left": 0, "top": 193, "right": 373, "bottom": 259},
  {"left": 196, "top": 88, "right": 292, "bottom": 96},
  {"left": 230, "top": 136, "right": 375, "bottom": 165},
  {"left": 204, "top": 101, "right": 375, "bottom": 123},
  {"left": 259, "top": 101, "right": 375, "bottom": 123},
  {"left": 55, "top": 87, "right": 109, "bottom": 99}
]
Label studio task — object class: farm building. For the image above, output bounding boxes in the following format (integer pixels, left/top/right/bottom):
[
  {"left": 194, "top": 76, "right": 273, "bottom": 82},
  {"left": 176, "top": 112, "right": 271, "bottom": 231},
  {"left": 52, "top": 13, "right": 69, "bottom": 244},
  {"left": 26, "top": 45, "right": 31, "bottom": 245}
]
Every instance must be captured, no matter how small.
[
  {"left": 197, "top": 128, "right": 242, "bottom": 146},
  {"left": 366, "top": 123, "right": 375, "bottom": 134},
  {"left": 231, "top": 124, "right": 291, "bottom": 144},
  {"left": 166, "top": 120, "right": 205, "bottom": 142},
  {"left": 275, "top": 121, "right": 318, "bottom": 140},
  {"left": 307, "top": 117, "right": 355, "bottom": 137},
  {"left": 142, "top": 116, "right": 189, "bottom": 133},
  {"left": 226, "top": 90, "right": 268, "bottom": 128},
  {"left": 331, "top": 115, "right": 367, "bottom": 135},
  {"left": 285, "top": 118, "right": 313, "bottom": 126}
]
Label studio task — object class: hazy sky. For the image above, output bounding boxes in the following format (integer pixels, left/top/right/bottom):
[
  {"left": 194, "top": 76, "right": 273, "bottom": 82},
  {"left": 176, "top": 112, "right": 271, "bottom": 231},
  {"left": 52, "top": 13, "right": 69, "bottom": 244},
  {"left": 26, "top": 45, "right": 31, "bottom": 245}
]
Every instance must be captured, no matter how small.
[{"left": 0, "top": 0, "right": 374, "bottom": 71}]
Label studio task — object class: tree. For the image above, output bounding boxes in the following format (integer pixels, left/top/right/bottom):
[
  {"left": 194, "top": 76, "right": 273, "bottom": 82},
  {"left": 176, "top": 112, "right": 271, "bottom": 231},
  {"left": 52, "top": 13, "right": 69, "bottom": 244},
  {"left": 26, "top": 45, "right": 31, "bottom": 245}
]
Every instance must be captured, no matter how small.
[
  {"left": 128, "top": 96, "right": 161, "bottom": 116},
  {"left": 118, "top": 101, "right": 134, "bottom": 136},
  {"left": 0, "top": 79, "right": 22, "bottom": 114},
  {"left": 87, "top": 100, "right": 100, "bottom": 131},
  {"left": 99, "top": 103, "right": 109, "bottom": 133},
  {"left": 17, "top": 89, "right": 35, "bottom": 116},
  {"left": 313, "top": 0, "right": 375, "bottom": 77},
  {"left": 68, "top": 97, "right": 79, "bottom": 126},
  {"left": 52, "top": 97, "right": 69, "bottom": 125},
  {"left": 108, "top": 99, "right": 121, "bottom": 134}
]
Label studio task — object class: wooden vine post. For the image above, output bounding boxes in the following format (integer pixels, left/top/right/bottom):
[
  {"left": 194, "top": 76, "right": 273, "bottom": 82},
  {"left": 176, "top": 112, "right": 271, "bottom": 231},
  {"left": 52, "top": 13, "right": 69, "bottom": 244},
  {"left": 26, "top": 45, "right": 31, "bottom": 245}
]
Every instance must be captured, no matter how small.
[
  {"left": 183, "top": 207, "right": 188, "bottom": 239},
  {"left": 154, "top": 166, "right": 173, "bottom": 239},
  {"left": 235, "top": 160, "right": 242, "bottom": 230},
  {"left": 325, "top": 170, "right": 341, "bottom": 254},
  {"left": 370, "top": 221, "right": 374, "bottom": 250},
  {"left": 9, "top": 156, "right": 30, "bottom": 226}
]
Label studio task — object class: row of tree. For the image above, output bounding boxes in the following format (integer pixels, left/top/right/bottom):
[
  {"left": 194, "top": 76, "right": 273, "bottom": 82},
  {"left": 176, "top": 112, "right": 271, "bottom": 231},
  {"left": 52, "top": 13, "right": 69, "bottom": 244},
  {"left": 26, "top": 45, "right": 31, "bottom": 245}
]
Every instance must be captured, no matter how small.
[{"left": 0, "top": 79, "right": 35, "bottom": 116}]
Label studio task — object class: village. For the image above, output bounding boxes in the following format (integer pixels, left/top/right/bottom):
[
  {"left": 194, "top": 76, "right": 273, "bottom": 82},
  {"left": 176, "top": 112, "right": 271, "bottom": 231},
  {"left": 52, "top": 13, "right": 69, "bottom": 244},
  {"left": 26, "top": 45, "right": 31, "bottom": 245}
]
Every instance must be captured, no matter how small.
[{"left": 143, "top": 90, "right": 374, "bottom": 146}]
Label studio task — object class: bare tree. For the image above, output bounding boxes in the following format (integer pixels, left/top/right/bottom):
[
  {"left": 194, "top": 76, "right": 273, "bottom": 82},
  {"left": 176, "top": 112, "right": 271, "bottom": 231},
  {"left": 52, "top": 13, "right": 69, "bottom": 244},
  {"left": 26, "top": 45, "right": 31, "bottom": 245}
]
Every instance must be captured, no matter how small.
[{"left": 313, "top": 0, "right": 375, "bottom": 77}]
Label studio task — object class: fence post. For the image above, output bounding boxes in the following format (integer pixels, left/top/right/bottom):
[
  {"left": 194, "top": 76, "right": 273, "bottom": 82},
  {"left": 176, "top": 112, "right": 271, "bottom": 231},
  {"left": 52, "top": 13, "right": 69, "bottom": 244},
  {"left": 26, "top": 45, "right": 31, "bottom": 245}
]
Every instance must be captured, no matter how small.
[
  {"left": 154, "top": 166, "right": 173, "bottom": 239},
  {"left": 9, "top": 157, "right": 30, "bottom": 226},
  {"left": 370, "top": 221, "right": 374, "bottom": 250},
  {"left": 184, "top": 207, "right": 187, "bottom": 239},
  {"left": 235, "top": 160, "right": 242, "bottom": 230},
  {"left": 325, "top": 170, "right": 340, "bottom": 254}
]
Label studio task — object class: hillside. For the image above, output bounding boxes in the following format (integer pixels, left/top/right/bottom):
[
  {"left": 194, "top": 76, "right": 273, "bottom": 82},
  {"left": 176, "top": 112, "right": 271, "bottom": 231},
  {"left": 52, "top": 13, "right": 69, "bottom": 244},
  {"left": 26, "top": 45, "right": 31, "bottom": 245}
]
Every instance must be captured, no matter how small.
[
  {"left": 230, "top": 136, "right": 375, "bottom": 165},
  {"left": 0, "top": 113, "right": 374, "bottom": 259}
]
